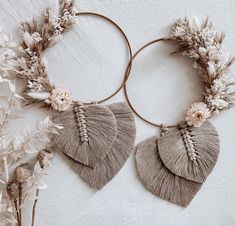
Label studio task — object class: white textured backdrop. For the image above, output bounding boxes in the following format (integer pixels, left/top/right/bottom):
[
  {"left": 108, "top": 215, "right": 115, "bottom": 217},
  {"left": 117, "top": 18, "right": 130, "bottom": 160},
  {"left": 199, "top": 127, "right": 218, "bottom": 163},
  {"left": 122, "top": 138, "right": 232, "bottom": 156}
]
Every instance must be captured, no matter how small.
[{"left": 1, "top": 0, "right": 235, "bottom": 225}]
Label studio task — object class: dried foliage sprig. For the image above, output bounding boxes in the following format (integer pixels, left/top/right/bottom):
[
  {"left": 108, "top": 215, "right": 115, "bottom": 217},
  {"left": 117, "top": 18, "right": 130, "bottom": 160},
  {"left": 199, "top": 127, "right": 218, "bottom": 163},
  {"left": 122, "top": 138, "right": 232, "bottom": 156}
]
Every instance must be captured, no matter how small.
[
  {"left": 0, "top": 116, "right": 62, "bottom": 225},
  {"left": 14, "top": 0, "right": 76, "bottom": 110},
  {"left": 1, "top": 117, "right": 62, "bottom": 226},
  {"left": 29, "top": 149, "right": 53, "bottom": 226},
  {"left": 0, "top": 28, "right": 16, "bottom": 76},
  {"left": 0, "top": 26, "right": 63, "bottom": 226},
  {"left": 23, "top": 149, "right": 54, "bottom": 203},
  {"left": 0, "top": 116, "right": 63, "bottom": 177},
  {"left": 0, "top": 189, "right": 17, "bottom": 226},
  {"left": 0, "top": 29, "right": 20, "bottom": 226},
  {"left": 0, "top": 77, "right": 23, "bottom": 136},
  {"left": 170, "top": 17, "right": 235, "bottom": 127}
]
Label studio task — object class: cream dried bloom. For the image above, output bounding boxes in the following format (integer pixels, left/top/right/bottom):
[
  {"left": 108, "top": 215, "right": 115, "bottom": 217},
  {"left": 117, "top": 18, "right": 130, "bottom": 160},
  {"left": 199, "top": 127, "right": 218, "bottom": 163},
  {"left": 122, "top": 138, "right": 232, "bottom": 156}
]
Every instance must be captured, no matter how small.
[
  {"left": 210, "top": 98, "right": 228, "bottom": 110},
  {"left": 211, "top": 79, "right": 225, "bottom": 93},
  {"left": 50, "top": 88, "right": 72, "bottom": 111},
  {"left": 185, "top": 102, "right": 211, "bottom": 127},
  {"left": 23, "top": 32, "right": 42, "bottom": 47},
  {"left": 31, "top": 32, "right": 42, "bottom": 42}
]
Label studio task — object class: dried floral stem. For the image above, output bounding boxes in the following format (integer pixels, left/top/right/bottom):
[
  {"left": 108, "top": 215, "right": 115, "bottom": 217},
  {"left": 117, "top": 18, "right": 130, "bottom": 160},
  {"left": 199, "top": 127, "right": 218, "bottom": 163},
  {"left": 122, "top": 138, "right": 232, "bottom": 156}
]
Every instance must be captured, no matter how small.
[
  {"left": 31, "top": 189, "right": 39, "bottom": 226},
  {"left": 19, "top": 183, "right": 23, "bottom": 225},
  {"left": 3, "top": 156, "right": 9, "bottom": 183},
  {"left": 0, "top": 179, "right": 5, "bottom": 184},
  {"left": 22, "top": 164, "right": 45, "bottom": 202},
  {"left": 13, "top": 200, "right": 21, "bottom": 226},
  {"left": 30, "top": 150, "right": 49, "bottom": 226},
  {"left": 0, "top": 96, "right": 14, "bottom": 135}
]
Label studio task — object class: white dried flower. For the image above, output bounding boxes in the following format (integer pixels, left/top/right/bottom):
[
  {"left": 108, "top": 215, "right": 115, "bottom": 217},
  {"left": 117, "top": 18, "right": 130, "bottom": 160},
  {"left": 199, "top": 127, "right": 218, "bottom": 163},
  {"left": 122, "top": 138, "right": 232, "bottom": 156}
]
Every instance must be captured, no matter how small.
[
  {"left": 50, "top": 88, "right": 72, "bottom": 111},
  {"left": 173, "top": 26, "right": 186, "bottom": 37},
  {"left": 22, "top": 32, "right": 34, "bottom": 47},
  {"left": 27, "top": 80, "right": 43, "bottom": 91},
  {"left": 198, "top": 47, "right": 207, "bottom": 57},
  {"left": 31, "top": 32, "right": 42, "bottom": 42},
  {"left": 211, "top": 79, "right": 225, "bottom": 93},
  {"left": 53, "top": 22, "right": 64, "bottom": 34},
  {"left": 185, "top": 102, "right": 211, "bottom": 127},
  {"left": 23, "top": 32, "right": 42, "bottom": 47},
  {"left": 210, "top": 98, "right": 228, "bottom": 110},
  {"left": 217, "top": 52, "right": 230, "bottom": 67},
  {"left": 207, "top": 61, "right": 216, "bottom": 76}
]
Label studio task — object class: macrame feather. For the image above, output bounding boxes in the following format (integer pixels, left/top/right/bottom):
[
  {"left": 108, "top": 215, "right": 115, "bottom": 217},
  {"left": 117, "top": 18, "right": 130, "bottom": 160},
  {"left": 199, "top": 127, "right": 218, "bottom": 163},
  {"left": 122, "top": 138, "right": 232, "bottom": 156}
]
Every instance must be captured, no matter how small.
[
  {"left": 62, "top": 102, "right": 136, "bottom": 189},
  {"left": 136, "top": 137, "right": 202, "bottom": 207},
  {"left": 52, "top": 102, "right": 117, "bottom": 167},
  {"left": 158, "top": 120, "right": 220, "bottom": 183}
]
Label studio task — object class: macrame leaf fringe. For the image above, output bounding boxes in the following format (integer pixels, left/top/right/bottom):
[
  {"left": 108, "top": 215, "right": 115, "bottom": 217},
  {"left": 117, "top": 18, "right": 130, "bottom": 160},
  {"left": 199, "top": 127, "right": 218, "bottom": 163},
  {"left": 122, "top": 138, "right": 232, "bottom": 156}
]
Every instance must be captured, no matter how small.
[
  {"left": 63, "top": 102, "right": 136, "bottom": 189},
  {"left": 52, "top": 103, "right": 117, "bottom": 167},
  {"left": 136, "top": 137, "right": 201, "bottom": 207},
  {"left": 158, "top": 120, "right": 220, "bottom": 183}
]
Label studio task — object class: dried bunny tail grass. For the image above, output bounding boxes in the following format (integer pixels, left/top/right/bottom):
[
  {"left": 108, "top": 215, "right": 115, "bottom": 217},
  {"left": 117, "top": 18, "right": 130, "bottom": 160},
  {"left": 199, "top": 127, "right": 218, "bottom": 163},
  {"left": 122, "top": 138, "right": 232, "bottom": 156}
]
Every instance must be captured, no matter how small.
[{"left": 169, "top": 17, "right": 235, "bottom": 114}]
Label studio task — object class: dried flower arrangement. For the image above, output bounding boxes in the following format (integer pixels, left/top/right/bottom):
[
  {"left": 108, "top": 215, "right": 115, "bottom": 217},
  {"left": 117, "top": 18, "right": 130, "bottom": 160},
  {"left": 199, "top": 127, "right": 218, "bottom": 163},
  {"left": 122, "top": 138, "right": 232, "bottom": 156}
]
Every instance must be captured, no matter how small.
[
  {"left": 0, "top": 29, "right": 63, "bottom": 226},
  {"left": 171, "top": 17, "right": 235, "bottom": 127},
  {"left": 14, "top": 0, "right": 76, "bottom": 111}
]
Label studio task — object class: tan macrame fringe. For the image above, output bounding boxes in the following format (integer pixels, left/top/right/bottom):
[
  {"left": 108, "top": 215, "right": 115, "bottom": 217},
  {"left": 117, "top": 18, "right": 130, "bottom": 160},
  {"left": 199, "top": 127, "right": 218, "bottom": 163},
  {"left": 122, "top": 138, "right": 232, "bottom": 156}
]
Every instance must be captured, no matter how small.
[
  {"left": 60, "top": 102, "right": 136, "bottom": 189},
  {"left": 136, "top": 136, "right": 202, "bottom": 207},
  {"left": 158, "top": 120, "right": 220, "bottom": 183},
  {"left": 52, "top": 103, "right": 117, "bottom": 167}
]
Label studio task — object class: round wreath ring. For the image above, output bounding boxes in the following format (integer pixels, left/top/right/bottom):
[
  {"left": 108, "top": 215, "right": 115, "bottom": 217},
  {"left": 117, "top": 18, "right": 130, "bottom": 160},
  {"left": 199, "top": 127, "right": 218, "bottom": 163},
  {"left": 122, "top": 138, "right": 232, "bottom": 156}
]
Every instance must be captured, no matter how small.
[
  {"left": 14, "top": 0, "right": 132, "bottom": 112},
  {"left": 124, "top": 17, "right": 235, "bottom": 128}
]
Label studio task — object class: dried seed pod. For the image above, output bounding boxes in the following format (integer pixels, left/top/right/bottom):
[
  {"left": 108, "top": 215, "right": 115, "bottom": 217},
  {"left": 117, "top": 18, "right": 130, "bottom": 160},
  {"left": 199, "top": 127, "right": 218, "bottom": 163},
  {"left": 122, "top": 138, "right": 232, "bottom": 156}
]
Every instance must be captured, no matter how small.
[
  {"left": 37, "top": 152, "right": 45, "bottom": 169},
  {"left": 7, "top": 181, "right": 19, "bottom": 201},
  {"left": 15, "top": 163, "right": 32, "bottom": 183}
]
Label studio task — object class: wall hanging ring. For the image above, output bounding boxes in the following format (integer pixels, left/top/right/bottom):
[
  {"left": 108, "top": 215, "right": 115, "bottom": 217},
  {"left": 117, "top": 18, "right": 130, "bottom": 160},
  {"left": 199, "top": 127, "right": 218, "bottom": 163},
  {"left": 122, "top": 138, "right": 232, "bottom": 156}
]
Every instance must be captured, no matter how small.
[
  {"left": 75, "top": 12, "right": 133, "bottom": 104},
  {"left": 124, "top": 37, "right": 178, "bottom": 128},
  {"left": 16, "top": 0, "right": 136, "bottom": 190}
]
